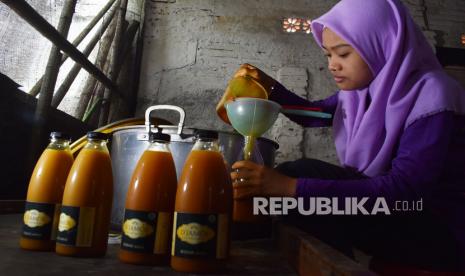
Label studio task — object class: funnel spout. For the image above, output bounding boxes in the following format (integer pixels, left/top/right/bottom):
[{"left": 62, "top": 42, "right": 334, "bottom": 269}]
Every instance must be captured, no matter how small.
[{"left": 244, "top": 135, "right": 255, "bottom": 161}]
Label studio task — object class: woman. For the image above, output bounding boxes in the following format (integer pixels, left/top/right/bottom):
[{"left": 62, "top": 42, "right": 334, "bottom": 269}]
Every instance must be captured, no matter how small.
[{"left": 216, "top": 0, "right": 465, "bottom": 271}]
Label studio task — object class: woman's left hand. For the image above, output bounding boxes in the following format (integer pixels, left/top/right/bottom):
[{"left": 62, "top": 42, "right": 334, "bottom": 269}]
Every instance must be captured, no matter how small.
[{"left": 231, "top": 161, "right": 297, "bottom": 199}]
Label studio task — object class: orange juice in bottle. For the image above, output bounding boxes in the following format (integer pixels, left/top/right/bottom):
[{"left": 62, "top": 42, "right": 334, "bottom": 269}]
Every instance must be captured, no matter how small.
[
  {"left": 119, "top": 132, "right": 177, "bottom": 265},
  {"left": 20, "top": 132, "right": 74, "bottom": 251},
  {"left": 55, "top": 132, "right": 113, "bottom": 257},
  {"left": 232, "top": 149, "right": 268, "bottom": 224},
  {"left": 171, "top": 130, "right": 232, "bottom": 273}
]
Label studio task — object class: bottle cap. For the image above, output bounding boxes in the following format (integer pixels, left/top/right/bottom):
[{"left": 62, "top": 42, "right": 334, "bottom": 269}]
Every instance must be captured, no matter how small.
[
  {"left": 86, "top": 131, "right": 109, "bottom": 141},
  {"left": 194, "top": 129, "right": 218, "bottom": 140},
  {"left": 50, "top": 132, "right": 71, "bottom": 140},
  {"left": 149, "top": 132, "right": 171, "bottom": 142}
]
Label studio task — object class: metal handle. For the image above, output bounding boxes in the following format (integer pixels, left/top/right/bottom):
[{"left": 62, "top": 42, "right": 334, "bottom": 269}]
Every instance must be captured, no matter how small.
[{"left": 144, "top": 105, "right": 186, "bottom": 135}]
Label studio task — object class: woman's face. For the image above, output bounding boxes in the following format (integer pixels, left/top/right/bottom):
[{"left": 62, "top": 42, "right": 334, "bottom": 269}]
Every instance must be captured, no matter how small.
[{"left": 322, "top": 28, "right": 373, "bottom": 90}]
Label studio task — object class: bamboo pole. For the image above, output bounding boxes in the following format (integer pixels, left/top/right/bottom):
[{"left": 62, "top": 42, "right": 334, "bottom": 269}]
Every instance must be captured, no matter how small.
[
  {"left": 86, "top": 20, "right": 128, "bottom": 126},
  {"left": 64, "top": 0, "right": 117, "bottom": 53},
  {"left": 108, "top": 20, "right": 140, "bottom": 122},
  {"left": 84, "top": 60, "right": 111, "bottom": 125},
  {"left": 0, "top": 0, "right": 117, "bottom": 92},
  {"left": 35, "top": 0, "right": 77, "bottom": 119},
  {"left": 27, "top": 0, "right": 77, "bottom": 176},
  {"left": 29, "top": 0, "right": 118, "bottom": 97},
  {"left": 75, "top": 17, "right": 117, "bottom": 120},
  {"left": 99, "top": 0, "right": 128, "bottom": 126},
  {"left": 127, "top": 0, "right": 147, "bottom": 117},
  {"left": 51, "top": 5, "right": 120, "bottom": 107},
  {"left": 114, "top": 20, "right": 139, "bottom": 83}
]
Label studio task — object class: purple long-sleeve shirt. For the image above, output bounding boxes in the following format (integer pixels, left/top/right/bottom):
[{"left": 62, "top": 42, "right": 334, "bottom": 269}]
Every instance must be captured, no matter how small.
[{"left": 270, "top": 82, "right": 465, "bottom": 262}]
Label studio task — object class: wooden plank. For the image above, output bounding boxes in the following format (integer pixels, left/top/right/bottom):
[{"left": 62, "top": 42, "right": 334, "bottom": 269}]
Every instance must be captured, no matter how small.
[
  {"left": 276, "top": 222, "right": 377, "bottom": 276},
  {"left": 0, "top": 201, "right": 24, "bottom": 214},
  {"left": 78, "top": 19, "right": 118, "bottom": 122},
  {"left": 36, "top": 0, "right": 77, "bottom": 117},
  {"left": 99, "top": 0, "right": 128, "bottom": 126},
  {"left": 28, "top": 0, "right": 78, "bottom": 177},
  {"left": 107, "top": 20, "right": 140, "bottom": 122},
  {"left": 1, "top": 214, "right": 296, "bottom": 275}
]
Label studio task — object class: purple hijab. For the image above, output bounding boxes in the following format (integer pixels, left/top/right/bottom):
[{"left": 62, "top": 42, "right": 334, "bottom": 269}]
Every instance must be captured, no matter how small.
[{"left": 311, "top": 0, "right": 465, "bottom": 177}]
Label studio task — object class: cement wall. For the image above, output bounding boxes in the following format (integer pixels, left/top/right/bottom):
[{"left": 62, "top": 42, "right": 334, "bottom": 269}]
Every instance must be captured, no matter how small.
[
  {"left": 1, "top": 0, "right": 463, "bottom": 166},
  {"left": 136, "top": 0, "right": 465, "bottom": 166}
]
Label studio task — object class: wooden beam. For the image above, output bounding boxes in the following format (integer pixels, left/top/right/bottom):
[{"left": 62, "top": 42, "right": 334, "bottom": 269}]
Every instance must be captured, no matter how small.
[
  {"left": 114, "top": 20, "right": 140, "bottom": 87},
  {"left": 86, "top": 20, "right": 129, "bottom": 126},
  {"left": 28, "top": 0, "right": 118, "bottom": 97},
  {"left": 99, "top": 0, "right": 128, "bottom": 126},
  {"left": 26, "top": 0, "right": 77, "bottom": 185},
  {"left": 108, "top": 20, "right": 140, "bottom": 122},
  {"left": 0, "top": 0, "right": 117, "bottom": 92},
  {"left": 36, "top": 0, "right": 77, "bottom": 115},
  {"left": 0, "top": 200, "right": 25, "bottom": 214},
  {"left": 66, "top": 0, "right": 117, "bottom": 54},
  {"left": 127, "top": 0, "right": 147, "bottom": 117},
  {"left": 276, "top": 222, "right": 376, "bottom": 276},
  {"left": 76, "top": 18, "right": 118, "bottom": 120}
]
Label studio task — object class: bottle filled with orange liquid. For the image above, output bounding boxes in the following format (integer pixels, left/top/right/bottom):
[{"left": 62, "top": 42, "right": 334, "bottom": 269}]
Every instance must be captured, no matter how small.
[
  {"left": 119, "top": 132, "right": 177, "bottom": 265},
  {"left": 171, "top": 130, "right": 232, "bottom": 273},
  {"left": 232, "top": 148, "right": 268, "bottom": 224},
  {"left": 55, "top": 132, "right": 113, "bottom": 257},
  {"left": 20, "top": 132, "right": 74, "bottom": 251}
]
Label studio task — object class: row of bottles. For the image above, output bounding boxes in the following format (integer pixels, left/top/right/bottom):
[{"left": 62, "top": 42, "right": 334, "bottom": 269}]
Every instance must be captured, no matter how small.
[
  {"left": 20, "top": 129, "right": 233, "bottom": 273},
  {"left": 20, "top": 131, "right": 113, "bottom": 257},
  {"left": 119, "top": 130, "right": 232, "bottom": 273}
]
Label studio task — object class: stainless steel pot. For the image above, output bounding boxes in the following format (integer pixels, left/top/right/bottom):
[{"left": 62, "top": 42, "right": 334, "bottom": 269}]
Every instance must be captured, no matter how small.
[{"left": 109, "top": 105, "right": 279, "bottom": 228}]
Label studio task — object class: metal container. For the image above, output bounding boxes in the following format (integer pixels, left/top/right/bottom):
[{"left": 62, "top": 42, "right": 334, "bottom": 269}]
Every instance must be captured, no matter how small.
[{"left": 109, "top": 105, "right": 278, "bottom": 228}]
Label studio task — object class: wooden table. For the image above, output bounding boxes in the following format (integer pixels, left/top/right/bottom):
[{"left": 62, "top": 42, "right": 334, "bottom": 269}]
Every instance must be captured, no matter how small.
[
  {"left": 0, "top": 214, "right": 296, "bottom": 275},
  {"left": 275, "top": 221, "right": 376, "bottom": 276}
]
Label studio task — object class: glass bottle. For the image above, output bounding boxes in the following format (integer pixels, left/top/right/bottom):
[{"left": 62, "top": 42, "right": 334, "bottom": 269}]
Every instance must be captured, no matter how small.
[
  {"left": 232, "top": 142, "right": 267, "bottom": 223},
  {"left": 171, "top": 130, "right": 232, "bottom": 273},
  {"left": 119, "top": 132, "right": 177, "bottom": 265},
  {"left": 20, "top": 132, "right": 74, "bottom": 251},
  {"left": 55, "top": 132, "right": 113, "bottom": 257}
]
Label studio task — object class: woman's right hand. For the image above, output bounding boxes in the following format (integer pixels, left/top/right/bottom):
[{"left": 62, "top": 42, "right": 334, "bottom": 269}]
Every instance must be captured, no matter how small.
[
  {"left": 230, "top": 160, "right": 297, "bottom": 199},
  {"left": 216, "top": 63, "right": 277, "bottom": 124}
]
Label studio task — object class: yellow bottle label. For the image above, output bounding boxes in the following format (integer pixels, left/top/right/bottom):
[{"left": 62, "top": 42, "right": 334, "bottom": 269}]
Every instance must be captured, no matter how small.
[
  {"left": 58, "top": 213, "right": 76, "bottom": 232},
  {"left": 172, "top": 212, "right": 229, "bottom": 259},
  {"left": 121, "top": 209, "right": 172, "bottom": 254},
  {"left": 154, "top": 212, "right": 171, "bottom": 254},
  {"left": 123, "top": 219, "right": 154, "bottom": 239},
  {"left": 56, "top": 205, "right": 95, "bottom": 247},
  {"left": 51, "top": 204, "right": 61, "bottom": 241},
  {"left": 177, "top": 223, "right": 215, "bottom": 245},
  {"left": 76, "top": 207, "right": 95, "bottom": 247},
  {"left": 22, "top": 202, "right": 59, "bottom": 240},
  {"left": 24, "top": 210, "right": 51, "bottom": 228}
]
